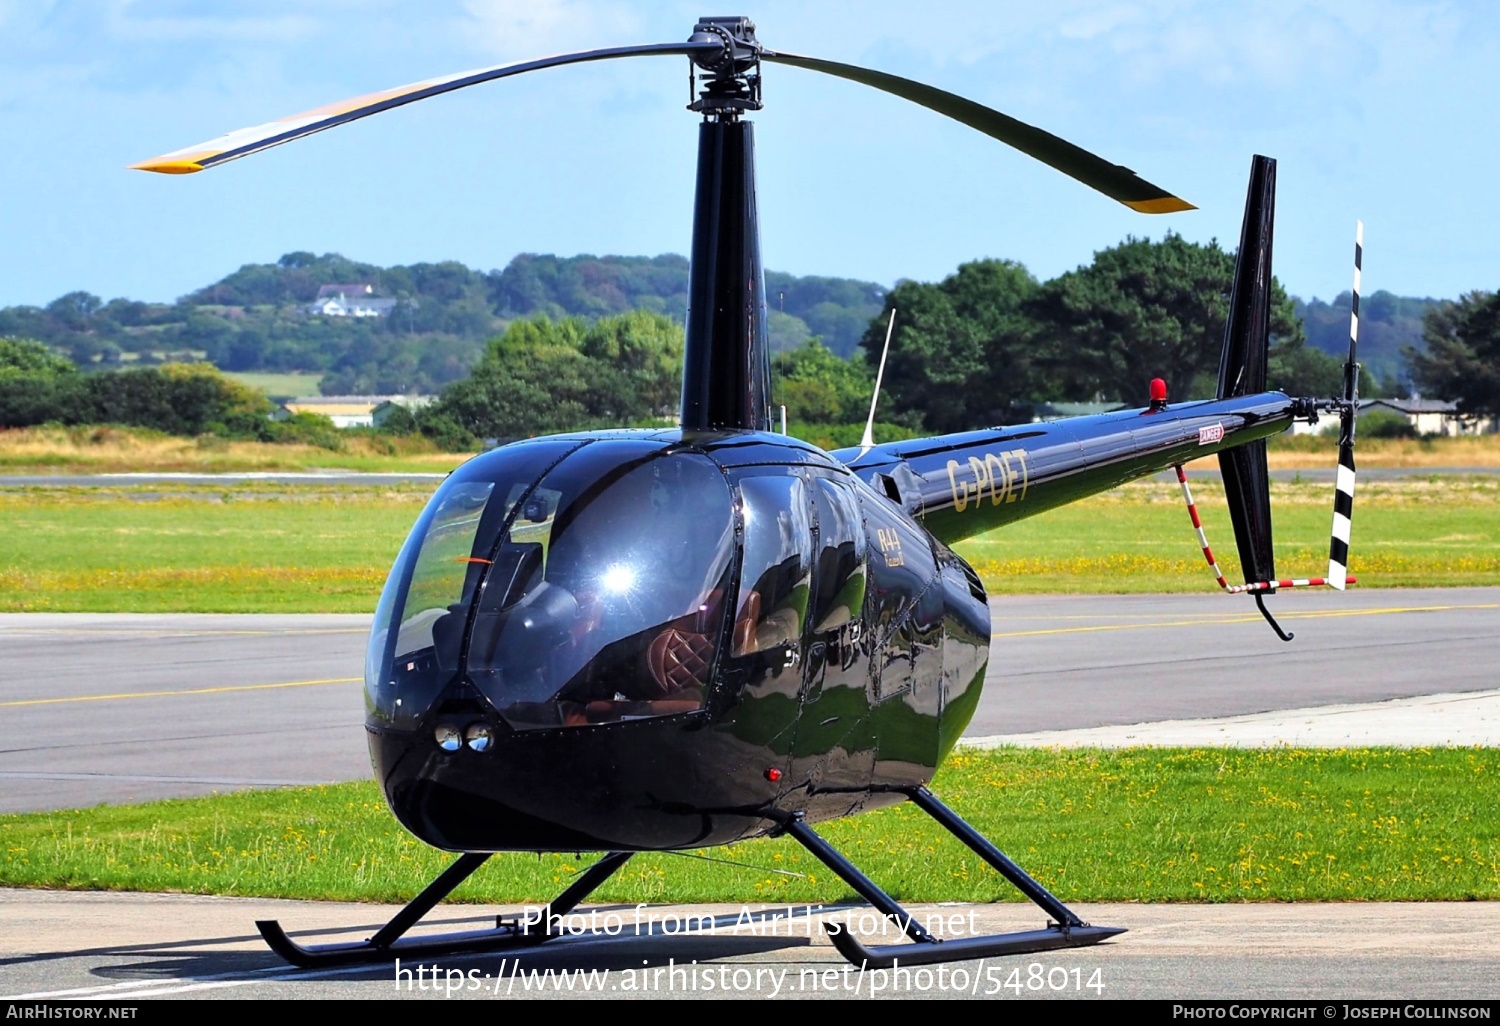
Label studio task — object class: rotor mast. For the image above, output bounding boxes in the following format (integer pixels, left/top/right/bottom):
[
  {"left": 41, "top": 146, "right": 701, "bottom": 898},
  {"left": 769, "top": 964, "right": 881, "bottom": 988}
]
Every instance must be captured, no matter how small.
[{"left": 679, "top": 17, "right": 773, "bottom": 432}]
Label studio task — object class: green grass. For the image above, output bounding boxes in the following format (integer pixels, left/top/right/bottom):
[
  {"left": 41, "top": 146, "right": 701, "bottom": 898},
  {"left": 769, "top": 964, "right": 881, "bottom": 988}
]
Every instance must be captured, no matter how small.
[
  {"left": 0, "top": 484, "right": 427, "bottom": 612},
  {"left": 1, "top": 476, "right": 1494, "bottom": 613},
  {"left": 3, "top": 747, "right": 1497, "bottom": 904},
  {"left": 223, "top": 371, "right": 326, "bottom": 397}
]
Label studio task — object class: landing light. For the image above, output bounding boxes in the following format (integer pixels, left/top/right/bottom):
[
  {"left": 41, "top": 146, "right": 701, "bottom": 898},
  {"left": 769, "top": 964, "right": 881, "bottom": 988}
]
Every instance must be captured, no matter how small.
[
  {"left": 434, "top": 725, "right": 462, "bottom": 752},
  {"left": 465, "top": 723, "right": 493, "bottom": 752}
]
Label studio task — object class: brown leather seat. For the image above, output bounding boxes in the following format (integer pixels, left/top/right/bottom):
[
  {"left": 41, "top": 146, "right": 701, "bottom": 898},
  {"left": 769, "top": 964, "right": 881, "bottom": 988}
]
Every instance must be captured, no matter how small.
[
  {"left": 646, "top": 628, "right": 715, "bottom": 695},
  {"left": 732, "top": 589, "right": 762, "bottom": 657}
]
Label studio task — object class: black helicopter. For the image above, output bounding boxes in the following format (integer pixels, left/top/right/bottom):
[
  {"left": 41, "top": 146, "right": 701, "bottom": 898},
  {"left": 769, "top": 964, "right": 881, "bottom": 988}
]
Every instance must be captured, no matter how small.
[{"left": 134, "top": 16, "right": 1361, "bottom": 970}]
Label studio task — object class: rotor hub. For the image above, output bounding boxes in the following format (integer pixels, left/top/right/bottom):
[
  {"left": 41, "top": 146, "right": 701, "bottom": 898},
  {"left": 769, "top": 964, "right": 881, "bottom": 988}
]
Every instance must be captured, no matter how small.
[{"left": 687, "top": 16, "right": 763, "bottom": 117}]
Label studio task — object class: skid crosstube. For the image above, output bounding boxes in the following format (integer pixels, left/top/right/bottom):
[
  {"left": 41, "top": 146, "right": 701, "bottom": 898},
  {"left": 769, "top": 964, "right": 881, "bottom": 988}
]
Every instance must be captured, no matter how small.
[
  {"left": 781, "top": 786, "right": 1124, "bottom": 969},
  {"left": 256, "top": 786, "right": 1123, "bottom": 970}
]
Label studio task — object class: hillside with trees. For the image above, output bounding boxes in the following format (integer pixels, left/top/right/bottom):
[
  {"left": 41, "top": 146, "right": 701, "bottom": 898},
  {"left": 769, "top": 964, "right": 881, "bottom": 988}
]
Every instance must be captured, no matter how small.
[
  {"left": 0, "top": 253, "right": 884, "bottom": 395},
  {"left": 1296, "top": 291, "right": 1437, "bottom": 395},
  {"left": 1408, "top": 290, "right": 1500, "bottom": 417},
  {"left": 6, "top": 237, "right": 1485, "bottom": 450},
  {"left": 866, "top": 234, "right": 1350, "bottom": 432},
  {"left": 2, "top": 245, "right": 1443, "bottom": 403}
]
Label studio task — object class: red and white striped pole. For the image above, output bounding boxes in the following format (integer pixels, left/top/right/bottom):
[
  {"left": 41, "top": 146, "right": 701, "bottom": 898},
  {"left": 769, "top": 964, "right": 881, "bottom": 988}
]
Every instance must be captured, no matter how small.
[{"left": 1173, "top": 464, "right": 1355, "bottom": 593}]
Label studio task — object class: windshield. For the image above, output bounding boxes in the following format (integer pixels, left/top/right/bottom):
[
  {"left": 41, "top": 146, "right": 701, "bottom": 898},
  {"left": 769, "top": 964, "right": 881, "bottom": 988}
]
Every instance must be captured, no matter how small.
[
  {"left": 364, "top": 439, "right": 582, "bottom": 730},
  {"left": 467, "top": 447, "right": 735, "bottom": 730}
]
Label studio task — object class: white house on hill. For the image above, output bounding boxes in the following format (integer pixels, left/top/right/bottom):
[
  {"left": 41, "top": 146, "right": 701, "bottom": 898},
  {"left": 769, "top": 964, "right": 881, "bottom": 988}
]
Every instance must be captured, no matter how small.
[{"left": 308, "top": 284, "right": 397, "bottom": 318}]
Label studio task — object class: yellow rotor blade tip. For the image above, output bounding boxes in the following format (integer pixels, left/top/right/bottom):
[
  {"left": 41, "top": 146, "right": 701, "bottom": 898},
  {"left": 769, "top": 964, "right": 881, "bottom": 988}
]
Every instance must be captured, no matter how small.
[
  {"left": 1125, "top": 196, "right": 1197, "bottom": 214},
  {"left": 130, "top": 159, "right": 205, "bottom": 175}
]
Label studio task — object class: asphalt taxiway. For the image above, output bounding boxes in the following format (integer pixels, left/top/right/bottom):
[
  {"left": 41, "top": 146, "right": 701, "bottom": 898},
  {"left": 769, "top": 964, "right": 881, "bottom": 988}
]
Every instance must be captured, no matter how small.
[
  {"left": 1, "top": 589, "right": 1496, "bottom": 1000},
  {"left": 2, "top": 890, "right": 1498, "bottom": 1000},
  {"left": 2, "top": 588, "right": 1495, "bottom": 813}
]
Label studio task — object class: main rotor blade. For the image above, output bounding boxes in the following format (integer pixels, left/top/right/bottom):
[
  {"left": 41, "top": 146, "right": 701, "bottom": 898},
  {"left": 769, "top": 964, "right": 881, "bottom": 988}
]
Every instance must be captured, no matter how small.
[
  {"left": 131, "top": 40, "right": 724, "bottom": 174},
  {"left": 761, "top": 50, "right": 1193, "bottom": 213}
]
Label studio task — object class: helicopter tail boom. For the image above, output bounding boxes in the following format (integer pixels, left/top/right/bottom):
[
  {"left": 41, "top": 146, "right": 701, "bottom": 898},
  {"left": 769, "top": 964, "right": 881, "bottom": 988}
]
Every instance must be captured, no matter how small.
[{"left": 836, "top": 389, "right": 1298, "bottom": 547}]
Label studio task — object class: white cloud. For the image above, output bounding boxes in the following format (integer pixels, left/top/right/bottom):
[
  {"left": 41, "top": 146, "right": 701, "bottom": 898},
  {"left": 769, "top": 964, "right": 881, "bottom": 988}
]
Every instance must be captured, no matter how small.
[
  {"left": 458, "top": 0, "right": 645, "bottom": 60},
  {"left": 103, "top": 0, "right": 323, "bottom": 44},
  {"left": 767, "top": 0, "right": 1467, "bottom": 95}
]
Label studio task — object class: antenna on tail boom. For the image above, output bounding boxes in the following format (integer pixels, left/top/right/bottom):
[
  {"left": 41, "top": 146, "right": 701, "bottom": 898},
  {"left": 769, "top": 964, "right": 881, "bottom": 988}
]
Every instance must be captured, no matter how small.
[{"left": 859, "top": 308, "right": 897, "bottom": 452}]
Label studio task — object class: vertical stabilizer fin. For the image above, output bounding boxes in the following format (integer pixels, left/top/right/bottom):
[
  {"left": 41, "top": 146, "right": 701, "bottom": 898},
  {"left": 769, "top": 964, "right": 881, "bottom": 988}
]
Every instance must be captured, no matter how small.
[{"left": 1217, "top": 155, "right": 1279, "bottom": 590}]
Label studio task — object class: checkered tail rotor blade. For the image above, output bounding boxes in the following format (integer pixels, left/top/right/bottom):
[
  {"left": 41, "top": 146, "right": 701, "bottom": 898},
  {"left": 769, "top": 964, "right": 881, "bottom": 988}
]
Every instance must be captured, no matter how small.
[{"left": 1328, "top": 221, "right": 1363, "bottom": 591}]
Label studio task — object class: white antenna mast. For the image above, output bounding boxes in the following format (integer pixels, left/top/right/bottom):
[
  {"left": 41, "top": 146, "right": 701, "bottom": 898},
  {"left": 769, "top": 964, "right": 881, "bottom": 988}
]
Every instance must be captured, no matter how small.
[{"left": 860, "top": 308, "right": 896, "bottom": 451}]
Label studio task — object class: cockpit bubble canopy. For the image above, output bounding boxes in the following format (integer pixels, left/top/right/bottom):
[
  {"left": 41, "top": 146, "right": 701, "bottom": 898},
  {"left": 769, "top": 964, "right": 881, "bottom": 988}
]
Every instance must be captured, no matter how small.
[{"left": 365, "top": 440, "right": 736, "bottom": 732}]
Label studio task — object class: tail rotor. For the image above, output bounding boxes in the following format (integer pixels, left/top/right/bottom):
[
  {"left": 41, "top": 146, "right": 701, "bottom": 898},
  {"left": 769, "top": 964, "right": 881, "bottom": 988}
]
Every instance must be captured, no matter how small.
[
  {"left": 1170, "top": 173, "right": 1363, "bottom": 640},
  {"left": 1328, "top": 221, "right": 1363, "bottom": 590}
]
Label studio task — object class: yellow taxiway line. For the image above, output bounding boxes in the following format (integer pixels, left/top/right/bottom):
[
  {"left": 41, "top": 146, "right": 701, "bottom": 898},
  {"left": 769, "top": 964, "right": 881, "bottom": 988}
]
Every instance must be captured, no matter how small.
[
  {"left": 0, "top": 676, "right": 361, "bottom": 709},
  {"left": 991, "top": 602, "right": 1499, "bottom": 639}
]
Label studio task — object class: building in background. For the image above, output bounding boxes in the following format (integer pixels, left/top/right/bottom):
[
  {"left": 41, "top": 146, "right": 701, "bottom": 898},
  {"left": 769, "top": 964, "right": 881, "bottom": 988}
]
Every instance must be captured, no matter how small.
[
  {"left": 1360, "top": 398, "right": 1496, "bottom": 437},
  {"left": 307, "top": 284, "right": 398, "bottom": 318},
  {"left": 275, "top": 394, "right": 432, "bottom": 429},
  {"left": 1030, "top": 401, "right": 1126, "bottom": 422}
]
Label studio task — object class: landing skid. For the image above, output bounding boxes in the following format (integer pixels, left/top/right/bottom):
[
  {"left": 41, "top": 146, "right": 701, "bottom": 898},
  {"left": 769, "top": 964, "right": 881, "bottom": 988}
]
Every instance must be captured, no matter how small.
[
  {"left": 255, "top": 786, "right": 1122, "bottom": 969},
  {"left": 781, "top": 786, "right": 1124, "bottom": 969},
  {"left": 256, "top": 849, "right": 633, "bottom": 968}
]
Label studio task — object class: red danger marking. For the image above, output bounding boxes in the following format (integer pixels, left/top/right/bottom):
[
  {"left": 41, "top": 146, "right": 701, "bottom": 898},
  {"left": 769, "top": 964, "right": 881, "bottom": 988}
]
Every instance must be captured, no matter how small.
[{"left": 1198, "top": 423, "right": 1224, "bottom": 445}]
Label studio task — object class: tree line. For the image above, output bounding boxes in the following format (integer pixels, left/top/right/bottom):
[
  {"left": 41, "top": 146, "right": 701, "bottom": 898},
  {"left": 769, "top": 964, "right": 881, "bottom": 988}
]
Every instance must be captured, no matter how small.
[
  {"left": 6, "top": 234, "right": 1497, "bottom": 445},
  {"left": 0, "top": 338, "right": 341, "bottom": 447},
  {"left": 392, "top": 234, "right": 1362, "bottom": 447},
  {"left": 865, "top": 234, "right": 1367, "bottom": 433},
  {"left": 365, "top": 234, "right": 1500, "bottom": 439},
  {"left": 1297, "top": 291, "right": 1437, "bottom": 396}
]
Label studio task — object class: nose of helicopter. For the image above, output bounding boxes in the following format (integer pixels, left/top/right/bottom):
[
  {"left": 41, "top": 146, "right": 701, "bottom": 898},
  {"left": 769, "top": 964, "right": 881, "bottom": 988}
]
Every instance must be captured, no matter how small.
[
  {"left": 356, "top": 428, "right": 995, "bottom": 854},
  {"left": 359, "top": 432, "right": 807, "bottom": 850}
]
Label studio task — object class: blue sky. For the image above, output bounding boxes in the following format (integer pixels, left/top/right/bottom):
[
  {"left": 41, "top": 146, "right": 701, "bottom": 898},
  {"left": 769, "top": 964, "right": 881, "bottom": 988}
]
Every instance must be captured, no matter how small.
[{"left": 2, "top": 1, "right": 1497, "bottom": 308}]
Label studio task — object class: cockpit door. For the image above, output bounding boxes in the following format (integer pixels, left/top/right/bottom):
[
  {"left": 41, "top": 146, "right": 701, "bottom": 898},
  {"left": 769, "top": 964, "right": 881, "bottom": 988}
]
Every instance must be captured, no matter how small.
[
  {"left": 720, "top": 470, "right": 815, "bottom": 768},
  {"left": 790, "top": 473, "right": 875, "bottom": 815},
  {"left": 805, "top": 475, "right": 868, "bottom": 700}
]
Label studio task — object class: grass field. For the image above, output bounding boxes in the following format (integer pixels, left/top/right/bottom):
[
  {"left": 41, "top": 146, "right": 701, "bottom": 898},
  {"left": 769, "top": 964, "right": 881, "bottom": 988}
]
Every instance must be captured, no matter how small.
[
  {"left": 1258, "top": 431, "right": 1500, "bottom": 469},
  {"left": 0, "top": 483, "right": 426, "bottom": 612},
  {"left": 2, "top": 747, "right": 1495, "bottom": 904},
  {"left": 3, "top": 426, "right": 1500, "bottom": 476},
  {"left": 1, "top": 475, "right": 1494, "bottom": 613},
  {"left": 0, "top": 426, "right": 466, "bottom": 474},
  {"left": 959, "top": 474, "right": 1500, "bottom": 593},
  {"left": 222, "top": 371, "right": 326, "bottom": 398}
]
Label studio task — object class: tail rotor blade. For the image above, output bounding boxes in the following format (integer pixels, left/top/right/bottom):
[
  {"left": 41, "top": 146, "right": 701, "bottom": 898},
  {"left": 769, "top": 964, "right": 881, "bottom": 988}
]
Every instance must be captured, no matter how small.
[
  {"left": 1328, "top": 220, "right": 1363, "bottom": 590},
  {"left": 1343, "top": 221, "right": 1364, "bottom": 405},
  {"left": 1329, "top": 433, "right": 1356, "bottom": 589}
]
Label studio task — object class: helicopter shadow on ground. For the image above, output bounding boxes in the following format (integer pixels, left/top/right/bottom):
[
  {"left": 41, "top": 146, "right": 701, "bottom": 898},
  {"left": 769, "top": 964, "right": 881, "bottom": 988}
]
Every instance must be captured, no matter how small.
[{"left": 47, "top": 909, "right": 816, "bottom": 987}]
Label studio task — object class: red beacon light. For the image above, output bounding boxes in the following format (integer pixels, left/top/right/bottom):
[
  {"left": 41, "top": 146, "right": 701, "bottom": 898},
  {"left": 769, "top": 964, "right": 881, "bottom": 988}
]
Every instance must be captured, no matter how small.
[{"left": 1148, "top": 377, "right": 1168, "bottom": 412}]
